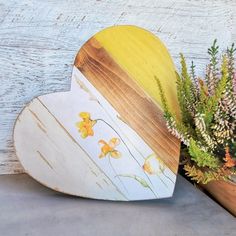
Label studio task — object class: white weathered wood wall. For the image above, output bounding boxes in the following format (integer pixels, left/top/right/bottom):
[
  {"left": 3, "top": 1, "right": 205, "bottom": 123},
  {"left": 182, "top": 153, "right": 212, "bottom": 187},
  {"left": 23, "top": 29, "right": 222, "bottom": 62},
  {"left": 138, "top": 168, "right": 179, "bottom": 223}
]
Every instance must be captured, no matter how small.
[{"left": 0, "top": 0, "right": 236, "bottom": 174}]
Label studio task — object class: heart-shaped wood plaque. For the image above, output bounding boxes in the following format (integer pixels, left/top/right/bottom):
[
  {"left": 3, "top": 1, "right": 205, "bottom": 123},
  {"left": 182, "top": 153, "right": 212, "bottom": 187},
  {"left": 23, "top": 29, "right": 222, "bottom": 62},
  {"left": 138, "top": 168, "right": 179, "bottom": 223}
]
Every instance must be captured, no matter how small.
[{"left": 14, "top": 25, "right": 180, "bottom": 201}]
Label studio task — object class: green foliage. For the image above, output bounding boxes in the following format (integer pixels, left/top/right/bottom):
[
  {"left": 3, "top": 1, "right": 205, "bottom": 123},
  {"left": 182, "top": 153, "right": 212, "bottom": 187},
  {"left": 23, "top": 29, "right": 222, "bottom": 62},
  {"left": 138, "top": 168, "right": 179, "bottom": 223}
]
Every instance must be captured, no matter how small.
[
  {"left": 157, "top": 39, "right": 236, "bottom": 184},
  {"left": 227, "top": 43, "right": 236, "bottom": 79},
  {"left": 227, "top": 43, "right": 236, "bottom": 56},
  {"left": 155, "top": 76, "right": 169, "bottom": 116},
  {"left": 202, "top": 58, "right": 227, "bottom": 125},
  {"left": 188, "top": 138, "right": 219, "bottom": 168},
  {"left": 208, "top": 39, "right": 219, "bottom": 78},
  {"left": 180, "top": 54, "right": 196, "bottom": 101},
  {"left": 155, "top": 75, "right": 192, "bottom": 145},
  {"left": 183, "top": 164, "right": 226, "bottom": 184},
  {"left": 190, "top": 61, "right": 196, "bottom": 81},
  {"left": 179, "top": 55, "right": 196, "bottom": 123}
]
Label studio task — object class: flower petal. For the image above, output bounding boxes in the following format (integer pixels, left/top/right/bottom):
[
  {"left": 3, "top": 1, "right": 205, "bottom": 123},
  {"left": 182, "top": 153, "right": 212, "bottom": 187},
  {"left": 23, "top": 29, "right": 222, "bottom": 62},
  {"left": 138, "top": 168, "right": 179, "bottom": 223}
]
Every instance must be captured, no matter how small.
[
  {"left": 75, "top": 122, "right": 81, "bottom": 129},
  {"left": 98, "top": 140, "right": 107, "bottom": 145},
  {"left": 99, "top": 152, "right": 106, "bottom": 158},
  {"left": 79, "top": 112, "right": 90, "bottom": 120},
  {"left": 109, "top": 138, "right": 120, "bottom": 148},
  {"left": 143, "top": 154, "right": 163, "bottom": 175},
  {"left": 87, "top": 127, "right": 94, "bottom": 136},
  {"left": 110, "top": 150, "right": 121, "bottom": 159},
  {"left": 80, "top": 128, "right": 88, "bottom": 138},
  {"left": 143, "top": 162, "right": 153, "bottom": 175}
]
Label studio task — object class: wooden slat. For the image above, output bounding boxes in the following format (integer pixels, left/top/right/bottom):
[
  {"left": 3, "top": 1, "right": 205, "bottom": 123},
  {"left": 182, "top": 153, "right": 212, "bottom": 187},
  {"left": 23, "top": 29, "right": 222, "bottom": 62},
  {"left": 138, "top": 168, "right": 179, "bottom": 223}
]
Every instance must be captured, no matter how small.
[{"left": 75, "top": 38, "right": 180, "bottom": 174}]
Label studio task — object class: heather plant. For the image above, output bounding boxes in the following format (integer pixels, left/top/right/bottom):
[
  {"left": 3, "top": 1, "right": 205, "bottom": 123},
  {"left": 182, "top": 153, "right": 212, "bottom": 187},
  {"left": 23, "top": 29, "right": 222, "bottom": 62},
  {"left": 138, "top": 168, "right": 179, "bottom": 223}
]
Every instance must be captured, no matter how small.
[{"left": 157, "top": 40, "right": 236, "bottom": 184}]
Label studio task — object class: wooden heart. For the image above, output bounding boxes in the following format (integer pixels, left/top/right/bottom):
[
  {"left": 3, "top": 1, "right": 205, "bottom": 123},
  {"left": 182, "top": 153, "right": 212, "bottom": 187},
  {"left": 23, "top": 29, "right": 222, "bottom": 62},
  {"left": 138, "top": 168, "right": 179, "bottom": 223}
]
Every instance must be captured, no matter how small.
[{"left": 14, "top": 25, "right": 180, "bottom": 201}]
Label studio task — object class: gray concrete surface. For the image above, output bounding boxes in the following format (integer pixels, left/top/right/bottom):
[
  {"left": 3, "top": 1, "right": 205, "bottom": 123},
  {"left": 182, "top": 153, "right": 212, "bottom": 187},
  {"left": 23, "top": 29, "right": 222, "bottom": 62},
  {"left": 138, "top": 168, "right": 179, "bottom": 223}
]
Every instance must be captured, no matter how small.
[{"left": 0, "top": 174, "right": 235, "bottom": 236}]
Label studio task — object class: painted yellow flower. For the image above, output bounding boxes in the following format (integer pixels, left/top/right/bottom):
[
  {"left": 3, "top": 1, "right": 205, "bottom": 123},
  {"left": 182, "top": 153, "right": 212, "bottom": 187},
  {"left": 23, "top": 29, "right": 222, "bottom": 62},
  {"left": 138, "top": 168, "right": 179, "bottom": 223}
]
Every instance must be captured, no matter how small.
[
  {"left": 143, "top": 154, "right": 165, "bottom": 175},
  {"left": 98, "top": 138, "right": 121, "bottom": 159},
  {"left": 76, "top": 112, "right": 97, "bottom": 138}
]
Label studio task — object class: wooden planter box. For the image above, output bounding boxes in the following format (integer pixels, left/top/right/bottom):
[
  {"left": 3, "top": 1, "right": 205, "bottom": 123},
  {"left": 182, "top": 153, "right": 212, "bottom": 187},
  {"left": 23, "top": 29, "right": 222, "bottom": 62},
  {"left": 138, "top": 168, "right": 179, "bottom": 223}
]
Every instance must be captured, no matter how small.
[{"left": 203, "top": 180, "right": 236, "bottom": 216}]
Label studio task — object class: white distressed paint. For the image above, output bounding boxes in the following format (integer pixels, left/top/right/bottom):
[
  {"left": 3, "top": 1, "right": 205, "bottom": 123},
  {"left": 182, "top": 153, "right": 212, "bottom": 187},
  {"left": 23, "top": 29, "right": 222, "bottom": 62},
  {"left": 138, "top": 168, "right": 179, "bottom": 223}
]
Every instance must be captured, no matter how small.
[
  {"left": 1, "top": 0, "right": 236, "bottom": 174},
  {"left": 14, "top": 68, "right": 176, "bottom": 200},
  {"left": 14, "top": 98, "right": 127, "bottom": 200}
]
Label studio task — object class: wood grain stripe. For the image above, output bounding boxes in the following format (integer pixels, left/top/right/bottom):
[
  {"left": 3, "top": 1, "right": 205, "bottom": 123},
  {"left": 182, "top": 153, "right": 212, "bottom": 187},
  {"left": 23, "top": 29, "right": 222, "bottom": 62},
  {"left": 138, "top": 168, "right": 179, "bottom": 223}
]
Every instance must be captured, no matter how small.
[
  {"left": 36, "top": 151, "right": 53, "bottom": 170},
  {"left": 74, "top": 38, "right": 180, "bottom": 174}
]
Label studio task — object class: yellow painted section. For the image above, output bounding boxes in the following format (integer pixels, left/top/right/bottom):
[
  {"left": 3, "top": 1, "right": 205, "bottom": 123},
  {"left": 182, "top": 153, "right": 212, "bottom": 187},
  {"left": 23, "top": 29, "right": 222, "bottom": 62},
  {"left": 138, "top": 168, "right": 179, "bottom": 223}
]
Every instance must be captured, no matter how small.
[{"left": 94, "top": 25, "right": 180, "bottom": 119}]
